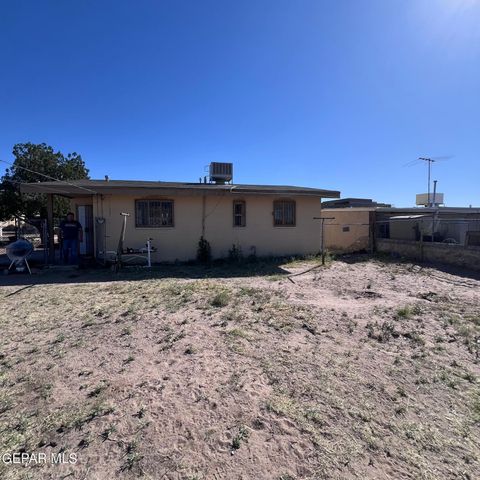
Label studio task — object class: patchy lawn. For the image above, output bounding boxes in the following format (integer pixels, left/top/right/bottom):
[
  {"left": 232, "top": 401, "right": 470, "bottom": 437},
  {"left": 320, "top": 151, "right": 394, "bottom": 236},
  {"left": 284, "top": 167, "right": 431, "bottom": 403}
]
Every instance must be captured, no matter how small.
[{"left": 0, "top": 257, "right": 479, "bottom": 479}]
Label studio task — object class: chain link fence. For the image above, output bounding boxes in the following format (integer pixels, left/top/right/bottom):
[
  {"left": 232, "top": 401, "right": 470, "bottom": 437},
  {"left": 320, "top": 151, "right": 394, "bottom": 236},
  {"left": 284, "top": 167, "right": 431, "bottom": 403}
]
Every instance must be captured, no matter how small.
[{"left": 0, "top": 219, "right": 47, "bottom": 267}]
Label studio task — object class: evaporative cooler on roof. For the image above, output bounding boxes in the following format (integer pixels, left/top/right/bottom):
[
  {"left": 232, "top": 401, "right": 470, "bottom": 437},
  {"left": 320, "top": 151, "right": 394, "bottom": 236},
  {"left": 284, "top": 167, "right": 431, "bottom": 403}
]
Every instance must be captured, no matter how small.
[{"left": 209, "top": 162, "right": 233, "bottom": 183}]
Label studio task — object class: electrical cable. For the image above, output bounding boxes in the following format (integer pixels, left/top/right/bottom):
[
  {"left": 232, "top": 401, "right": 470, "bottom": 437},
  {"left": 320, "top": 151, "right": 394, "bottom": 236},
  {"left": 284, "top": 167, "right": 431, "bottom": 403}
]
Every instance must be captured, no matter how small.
[{"left": 0, "top": 158, "right": 98, "bottom": 194}]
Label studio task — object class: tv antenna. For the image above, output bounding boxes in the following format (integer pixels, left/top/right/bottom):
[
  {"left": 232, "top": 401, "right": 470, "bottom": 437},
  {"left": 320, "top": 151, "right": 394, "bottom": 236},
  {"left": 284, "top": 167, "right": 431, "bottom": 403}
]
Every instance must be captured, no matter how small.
[{"left": 403, "top": 156, "right": 452, "bottom": 206}]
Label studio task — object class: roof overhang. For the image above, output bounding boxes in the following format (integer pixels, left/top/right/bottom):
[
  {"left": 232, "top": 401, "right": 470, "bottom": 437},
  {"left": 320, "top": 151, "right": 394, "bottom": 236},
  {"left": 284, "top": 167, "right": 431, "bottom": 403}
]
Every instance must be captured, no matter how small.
[
  {"left": 20, "top": 181, "right": 341, "bottom": 199},
  {"left": 389, "top": 215, "right": 429, "bottom": 220}
]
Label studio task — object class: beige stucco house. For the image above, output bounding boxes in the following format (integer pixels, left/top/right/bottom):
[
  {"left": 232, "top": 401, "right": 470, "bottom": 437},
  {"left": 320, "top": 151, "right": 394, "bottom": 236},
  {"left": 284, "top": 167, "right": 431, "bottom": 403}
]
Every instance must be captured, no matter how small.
[{"left": 21, "top": 177, "right": 340, "bottom": 263}]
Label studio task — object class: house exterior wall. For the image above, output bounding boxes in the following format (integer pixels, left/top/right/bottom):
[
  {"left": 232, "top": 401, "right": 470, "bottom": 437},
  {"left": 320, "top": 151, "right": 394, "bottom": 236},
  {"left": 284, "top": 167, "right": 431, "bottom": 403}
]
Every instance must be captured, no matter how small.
[
  {"left": 70, "top": 193, "right": 323, "bottom": 262},
  {"left": 321, "top": 209, "right": 372, "bottom": 253}
]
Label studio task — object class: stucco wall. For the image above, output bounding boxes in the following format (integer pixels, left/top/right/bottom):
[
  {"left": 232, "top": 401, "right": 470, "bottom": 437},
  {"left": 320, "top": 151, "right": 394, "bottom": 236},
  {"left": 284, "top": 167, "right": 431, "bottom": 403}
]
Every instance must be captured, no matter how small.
[
  {"left": 376, "top": 238, "right": 480, "bottom": 271},
  {"left": 321, "top": 209, "right": 372, "bottom": 253},
  {"left": 71, "top": 193, "right": 323, "bottom": 262}
]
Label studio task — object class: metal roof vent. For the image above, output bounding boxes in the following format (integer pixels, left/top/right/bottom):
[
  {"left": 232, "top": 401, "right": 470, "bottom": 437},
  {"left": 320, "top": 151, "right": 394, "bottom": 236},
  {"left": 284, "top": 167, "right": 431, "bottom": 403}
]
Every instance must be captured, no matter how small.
[{"left": 209, "top": 162, "right": 233, "bottom": 184}]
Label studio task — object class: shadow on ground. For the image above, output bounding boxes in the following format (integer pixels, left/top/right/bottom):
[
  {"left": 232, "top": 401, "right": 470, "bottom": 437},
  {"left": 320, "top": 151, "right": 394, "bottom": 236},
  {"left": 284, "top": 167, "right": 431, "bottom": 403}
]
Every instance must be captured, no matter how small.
[
  {"left": 2, "top": 252, "right": 480, "bottom": 289},
  {"left": 0, "top": 258, "right": 292, "bottom": 288}
]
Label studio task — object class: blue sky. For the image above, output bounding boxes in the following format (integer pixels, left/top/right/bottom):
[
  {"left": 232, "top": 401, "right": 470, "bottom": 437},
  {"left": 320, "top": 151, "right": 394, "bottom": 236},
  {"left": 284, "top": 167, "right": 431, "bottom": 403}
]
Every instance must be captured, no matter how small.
[{"left": 1, "top": 0, "right": 479, "bottom": 206}]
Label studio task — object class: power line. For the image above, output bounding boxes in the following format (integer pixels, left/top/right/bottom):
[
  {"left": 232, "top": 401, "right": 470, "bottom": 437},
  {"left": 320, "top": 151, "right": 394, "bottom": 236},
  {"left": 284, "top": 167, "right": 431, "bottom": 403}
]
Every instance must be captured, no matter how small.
[{"left": 0, "top": 158, "right": 98, "bottom": 194}]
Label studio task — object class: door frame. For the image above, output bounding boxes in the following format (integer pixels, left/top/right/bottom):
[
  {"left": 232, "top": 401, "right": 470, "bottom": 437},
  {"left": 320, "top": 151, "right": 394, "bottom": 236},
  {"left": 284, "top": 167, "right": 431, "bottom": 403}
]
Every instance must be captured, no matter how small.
[{"left": 76, "top": 204, "right": 94, "bottom": 256}]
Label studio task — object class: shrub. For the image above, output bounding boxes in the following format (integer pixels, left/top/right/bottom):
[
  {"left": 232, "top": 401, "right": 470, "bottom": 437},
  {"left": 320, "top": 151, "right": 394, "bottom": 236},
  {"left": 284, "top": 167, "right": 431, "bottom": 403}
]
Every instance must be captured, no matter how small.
[
  {"left": 210, "top": 291, "right": 230, "bottom": 308},
  {"left": 228, "top": 243, "right": 243, "bottom": 263},
  {"left": 197, "top": 236, "right": 211, "bottom": 263}
]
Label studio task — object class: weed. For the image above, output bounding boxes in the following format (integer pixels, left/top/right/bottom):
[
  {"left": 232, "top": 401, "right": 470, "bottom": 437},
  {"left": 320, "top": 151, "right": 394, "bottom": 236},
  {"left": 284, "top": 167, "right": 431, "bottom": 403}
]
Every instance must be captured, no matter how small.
[
  {"left": 304, "top": 408, "right": 325, "bottom": 426},
  {"left": 226, "top": 328, "right": 251, "bottom": 340},
  {"left": 395, "top": 405, "right": 407, "bottom": 415},
  {"left": 471, "top": 391, "right": 480, "bottom": 423},
  {"left": 100, "top": 424, "right": 117, "bottom": 441},
  {"left": 396, "top": 306, "right": 412, "bottom": 319},
  {"left": 133, "top": 406, "right": 146, "bottom": 419},
  {"left": 366, "top": 321, "right": 398, "bottom": 342},
  {"left": 402, "top": 330, "right": 425, "bottom": 345},
  {"left": 120, "top": 327, "right": 132, "bottom": 336},
  {"left": 52, "top": 334, "right": 65, "bottom": 344},
  {"left": 37, "top": 382, "right": 53, "bottom": 400},
  {"left": 82, "top": 318, "right": 95, "bottom": 328},
  {"left": 210, "top": 291, "right": 230, "bottom": 308},
  {"left": 231, "top": 425, "right": 249, "bottom": 450},
  {"left": 88, "top": 382, "right": 109, "bottom": 398},
  {"left": 302, "top": 323, "right": 316, "bottom": 335},
  {"left": 396, "top": 386, "right": 407, "bottom": 398},
  {"left": 462, "top": 371, "right": 476, "bottom": 383},
  {"left": 159, "top": 331, "right": 186, "bottom": 351},
  {"left": 0, "top": 392, "right": 13, "bottom": 415},
  {"left": 121, "top": 440, "right": 143, "bottom": 471},
  {"left": 123, "top": 355, "right": 135, "bottom": 365}
]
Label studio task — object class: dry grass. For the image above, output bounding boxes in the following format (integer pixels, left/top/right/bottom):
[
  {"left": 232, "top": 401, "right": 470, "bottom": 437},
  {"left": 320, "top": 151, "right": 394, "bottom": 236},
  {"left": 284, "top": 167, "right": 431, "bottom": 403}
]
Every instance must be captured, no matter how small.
[{"left": 0, "top": 257, "right": 479, "bottom": 479}]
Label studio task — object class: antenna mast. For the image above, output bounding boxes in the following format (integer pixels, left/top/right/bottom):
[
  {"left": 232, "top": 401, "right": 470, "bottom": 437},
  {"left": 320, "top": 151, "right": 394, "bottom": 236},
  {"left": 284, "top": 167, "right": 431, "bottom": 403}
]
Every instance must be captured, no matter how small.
[{"left": 418, "top": 157, "right": 435, "bottom": 207}]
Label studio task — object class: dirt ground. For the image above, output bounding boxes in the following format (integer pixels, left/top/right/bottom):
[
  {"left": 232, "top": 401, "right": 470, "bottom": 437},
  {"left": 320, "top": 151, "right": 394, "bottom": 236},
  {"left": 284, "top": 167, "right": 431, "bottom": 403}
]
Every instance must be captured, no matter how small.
[{"left": 0, "top": 255, "right": 479, "bottom": 480}]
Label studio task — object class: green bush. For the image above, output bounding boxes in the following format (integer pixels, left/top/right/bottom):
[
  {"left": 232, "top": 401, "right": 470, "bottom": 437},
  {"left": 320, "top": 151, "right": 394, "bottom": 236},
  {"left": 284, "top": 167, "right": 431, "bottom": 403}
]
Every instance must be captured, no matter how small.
[
  {"left": 228, "top": 243, "right": 243, "bottom": 263},
  {"left": 197, "top": 236, "right": 211, "bottom": 263}
]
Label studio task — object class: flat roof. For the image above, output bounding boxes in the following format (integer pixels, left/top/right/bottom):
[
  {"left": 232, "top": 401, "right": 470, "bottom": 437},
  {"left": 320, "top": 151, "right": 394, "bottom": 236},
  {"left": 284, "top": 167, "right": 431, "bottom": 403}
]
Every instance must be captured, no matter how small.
[
  {"left": 20, "top": 179, "right": 340, "bottom": 198},
  {"left": 377, "top": 207, "right": 480, "bottom": 214}
]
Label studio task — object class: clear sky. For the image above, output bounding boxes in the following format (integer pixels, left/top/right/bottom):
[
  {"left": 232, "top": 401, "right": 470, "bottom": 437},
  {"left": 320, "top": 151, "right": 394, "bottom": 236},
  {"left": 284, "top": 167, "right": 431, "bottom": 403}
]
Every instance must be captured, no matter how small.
[{"left": 1, "top": 0, "right": 479, "bottom": 207}]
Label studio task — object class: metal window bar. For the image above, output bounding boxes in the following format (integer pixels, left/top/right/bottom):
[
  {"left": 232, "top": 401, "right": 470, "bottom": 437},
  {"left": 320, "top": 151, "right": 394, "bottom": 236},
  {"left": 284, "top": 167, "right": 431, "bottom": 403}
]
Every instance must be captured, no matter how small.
[
  {"left": 136, "top": 200, "right": 173, "bottom": 227},
  {"left": 274, "top": 201, "right": 295, "bottom": 226},
  {"left": 233, "top": 201, "right": 245, "bottom": 227}
]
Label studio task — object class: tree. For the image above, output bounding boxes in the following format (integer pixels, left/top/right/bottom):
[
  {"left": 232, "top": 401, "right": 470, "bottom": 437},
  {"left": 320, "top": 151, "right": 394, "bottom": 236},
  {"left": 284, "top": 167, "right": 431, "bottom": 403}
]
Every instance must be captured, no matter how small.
[{"left": 0, "top": 143, "right": 89, "bottom": 221}]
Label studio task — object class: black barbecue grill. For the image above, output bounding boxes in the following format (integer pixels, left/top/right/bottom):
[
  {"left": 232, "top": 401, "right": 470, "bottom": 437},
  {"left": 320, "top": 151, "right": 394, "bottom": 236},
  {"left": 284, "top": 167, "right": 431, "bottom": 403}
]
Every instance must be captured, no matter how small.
[{"left": 6, "top": 239, "right": 34, "bottom": 274}]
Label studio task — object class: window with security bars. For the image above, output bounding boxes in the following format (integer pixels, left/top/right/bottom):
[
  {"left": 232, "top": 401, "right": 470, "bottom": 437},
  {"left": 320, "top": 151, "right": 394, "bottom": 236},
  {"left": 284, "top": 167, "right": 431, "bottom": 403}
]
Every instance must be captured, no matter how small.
[
  {"left": 135, "top": 200, "right": 174, "bottom": 227},
  {"left": 273, "top": 200, "right": 296, "bottom": 226},
  {"left": 233, "top": 201, "right": 246, "bottom": 227}
]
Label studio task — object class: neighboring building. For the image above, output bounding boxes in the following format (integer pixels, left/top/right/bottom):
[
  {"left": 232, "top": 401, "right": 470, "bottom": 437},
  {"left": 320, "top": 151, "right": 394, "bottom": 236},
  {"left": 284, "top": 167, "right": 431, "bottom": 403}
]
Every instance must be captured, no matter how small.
[
  {"left": 376, "top": 207, "right": 480, "bottom": 246},
  {"left": 320, "top": 208, "right": 374, "bottom": 253},
  {"left": 322, "top": 198, "right": 392, "bottom": 209},
  {"left": 322, "top": 198, "right": 378, "bottom": 209},
  {"left": 321, "top": 199, "right": 378, "bottom": 253},
  {"left": 20, "top": 167, "right": 340, "bottom": 262},
  {"left": 320, "top": 201, "right": 480, "bottom": 253}
]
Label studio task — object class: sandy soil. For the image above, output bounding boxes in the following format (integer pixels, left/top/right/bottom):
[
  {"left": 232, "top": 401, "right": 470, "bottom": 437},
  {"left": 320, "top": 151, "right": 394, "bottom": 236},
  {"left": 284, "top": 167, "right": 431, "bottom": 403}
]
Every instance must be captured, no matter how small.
[{"left": 0, "top": 256, "right": 479, "bottom": 480}]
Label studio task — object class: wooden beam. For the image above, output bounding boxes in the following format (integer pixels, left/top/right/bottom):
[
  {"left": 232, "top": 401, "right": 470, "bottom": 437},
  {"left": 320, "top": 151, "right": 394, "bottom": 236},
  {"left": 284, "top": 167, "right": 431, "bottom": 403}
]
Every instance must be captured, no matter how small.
[{"left": 46, "top": 193, "right": 55, "bottom": 264}]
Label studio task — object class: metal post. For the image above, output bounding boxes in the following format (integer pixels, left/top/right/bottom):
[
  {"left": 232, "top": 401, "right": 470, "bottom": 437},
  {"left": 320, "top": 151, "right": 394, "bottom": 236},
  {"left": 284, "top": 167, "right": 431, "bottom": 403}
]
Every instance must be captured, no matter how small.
[
  {"left": 427, "top": 160, "right": 431, "bottom": 207},
  {"left": 431, "top": 180, "right": 437, "bottom": 242},
  {"left": 116, "top": 212, "right": 130, "bottom": 270},
  {"left": 46, "top": 193, "right": 55, "bottom": 264},
  {"left": 147, "top": 238, "right": 152, "bottom": 268},
  {"left": 42, "top": 220, "right": 48, "bottom": 265},
  {"left": 321, "top": 219, "right": 325, "bottom": 265},
  {"left": 314, "top": 216, "right": 334, "bottom": 265}
]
